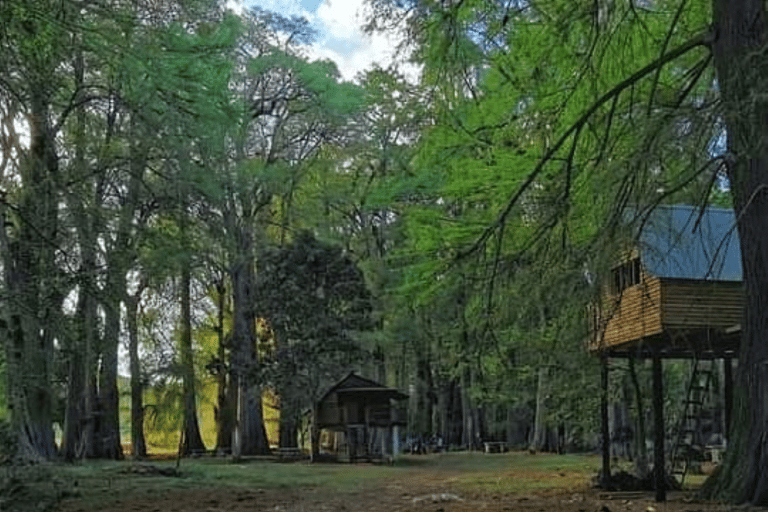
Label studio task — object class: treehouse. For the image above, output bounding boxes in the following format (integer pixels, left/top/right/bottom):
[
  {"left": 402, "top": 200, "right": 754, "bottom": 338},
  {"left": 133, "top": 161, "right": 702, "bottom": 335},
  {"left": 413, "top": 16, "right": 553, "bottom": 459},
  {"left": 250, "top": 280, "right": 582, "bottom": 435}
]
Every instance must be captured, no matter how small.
[
  {"left": 315, "top": 372, "right": 407, "bottom": 462},
  {"left": 589, "top": 205, "right": 743, "bottom": 358},
  {"left": 588, "top": 205, "right": 744, "bottom": 501}
]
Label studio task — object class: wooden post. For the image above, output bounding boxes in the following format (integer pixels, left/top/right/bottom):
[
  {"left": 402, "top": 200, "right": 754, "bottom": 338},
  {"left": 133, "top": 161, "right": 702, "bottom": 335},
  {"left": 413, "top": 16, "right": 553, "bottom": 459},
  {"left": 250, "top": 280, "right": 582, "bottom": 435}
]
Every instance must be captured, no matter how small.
[
  {"left": 652, "top": 355, "right": 666, "bottom": 502},
  {"left": 393, "top": 425, "right": 400, "bottom": 458},
  {"left": 600, "top": 356, "right": 611, "bottom": 486},
  {"left": 724, "top": 356, "right": 733, "bottom": 439}
]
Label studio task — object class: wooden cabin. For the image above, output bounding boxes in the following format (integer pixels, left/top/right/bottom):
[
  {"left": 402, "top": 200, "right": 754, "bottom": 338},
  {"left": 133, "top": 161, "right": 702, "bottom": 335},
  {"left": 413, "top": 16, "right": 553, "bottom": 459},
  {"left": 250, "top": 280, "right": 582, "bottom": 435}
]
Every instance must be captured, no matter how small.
[
  {"left": 588, "top": 205, "right": 744, "bottom": 501},
  {"left": 589, "top": 205, "right": 743, "bottom": 358},
  {"left": 315, "top": 372, "right": 407, "bottom": 462}
]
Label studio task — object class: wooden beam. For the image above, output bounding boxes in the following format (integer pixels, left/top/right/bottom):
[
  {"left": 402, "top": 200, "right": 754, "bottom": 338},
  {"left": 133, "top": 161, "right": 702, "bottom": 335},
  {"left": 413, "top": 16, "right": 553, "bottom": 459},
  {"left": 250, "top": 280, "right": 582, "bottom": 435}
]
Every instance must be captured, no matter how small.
[
  {"left": 724, "top": 356, "right": 733, "bottom": 438},
  {"left": 652, "top": 355, "right": 666, "bottom": 502},
  {"left": 600, "top": 356, "right": 611, "bottom": 486}
]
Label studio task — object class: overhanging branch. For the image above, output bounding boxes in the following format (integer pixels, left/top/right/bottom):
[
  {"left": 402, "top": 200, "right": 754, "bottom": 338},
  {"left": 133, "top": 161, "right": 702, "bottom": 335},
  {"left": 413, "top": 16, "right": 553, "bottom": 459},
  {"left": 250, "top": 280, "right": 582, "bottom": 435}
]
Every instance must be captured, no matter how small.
[{"left": 456, "top": 30, "right": 714, "bottom": 260}]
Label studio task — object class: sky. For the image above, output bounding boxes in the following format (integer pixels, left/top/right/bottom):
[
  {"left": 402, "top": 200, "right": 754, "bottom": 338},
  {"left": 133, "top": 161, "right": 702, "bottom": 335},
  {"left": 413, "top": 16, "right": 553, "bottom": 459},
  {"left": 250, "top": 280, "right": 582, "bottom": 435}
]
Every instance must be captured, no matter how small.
[{"left": 227, "top": 0, "right": 414, "bottom": 82}]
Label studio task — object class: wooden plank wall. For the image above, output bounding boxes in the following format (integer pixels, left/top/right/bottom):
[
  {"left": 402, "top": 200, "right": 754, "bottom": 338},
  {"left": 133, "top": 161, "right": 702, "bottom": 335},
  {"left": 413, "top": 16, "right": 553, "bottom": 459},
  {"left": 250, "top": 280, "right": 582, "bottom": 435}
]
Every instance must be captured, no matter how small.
[
  {"left": 318, "top": 393, "right": 341, "bottom": 427},
  {"left": 591, "top": 276, "right": 664, "bottom": 350},
  {"left": 661, "top": 280, "right": 744, "bottom": 329}
]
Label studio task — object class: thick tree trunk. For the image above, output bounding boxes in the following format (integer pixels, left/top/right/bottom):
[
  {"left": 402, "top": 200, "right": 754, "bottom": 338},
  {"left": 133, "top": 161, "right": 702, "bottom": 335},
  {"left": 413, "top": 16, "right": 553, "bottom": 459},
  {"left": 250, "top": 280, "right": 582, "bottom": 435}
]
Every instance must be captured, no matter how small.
[
  {"left": 215, "top": 377, "right": 236, "bottom": 455},
  {"left": 62, "top": 285, "right": 97, "bottom": 460},
  {"left": 126, "top": 290, "right": 146, "bottom": 459},
  {"left": 230, "top": 249, "right": 270, "bottom": 456},
  {"left": 62, "top": 46, "right": 90, "bottom": 461},
  {"left": 0, "top": 89, "right": 59, "bottom": 461},
  {"left": 180, "top": 264, "right": 207, "bottom": 455},
  {"left": 703, "top": 1, "right": 768, "bottom": 504},
  {"left": 99, "top": 291, "right": 124, "bottom": 460},
  {"left": 213, "top": 279, "right": 233, "bottom": 455}
]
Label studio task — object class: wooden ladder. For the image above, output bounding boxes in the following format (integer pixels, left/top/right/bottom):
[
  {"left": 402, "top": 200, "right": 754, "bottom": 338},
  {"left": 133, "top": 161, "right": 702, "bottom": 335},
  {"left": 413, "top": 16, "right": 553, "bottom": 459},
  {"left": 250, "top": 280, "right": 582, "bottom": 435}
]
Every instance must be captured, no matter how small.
[{"left": 668, "top": 358, "right": 716, "bottom": 486}]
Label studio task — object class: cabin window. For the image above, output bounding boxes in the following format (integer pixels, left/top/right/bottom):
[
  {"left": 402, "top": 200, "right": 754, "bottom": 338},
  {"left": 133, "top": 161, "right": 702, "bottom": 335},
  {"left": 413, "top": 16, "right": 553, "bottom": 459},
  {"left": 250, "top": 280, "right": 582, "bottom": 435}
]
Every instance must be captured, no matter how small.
[{"left": 611, "top": 258, "right": 641, "bottom": 294}]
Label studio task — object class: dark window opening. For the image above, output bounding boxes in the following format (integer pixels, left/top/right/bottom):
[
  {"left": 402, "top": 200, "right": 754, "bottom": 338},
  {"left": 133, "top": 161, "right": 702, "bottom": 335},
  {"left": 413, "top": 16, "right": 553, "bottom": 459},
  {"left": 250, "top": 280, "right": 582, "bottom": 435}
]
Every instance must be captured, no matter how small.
[{"left": 611, "top": 258, "right": 641, "bottom": 295}]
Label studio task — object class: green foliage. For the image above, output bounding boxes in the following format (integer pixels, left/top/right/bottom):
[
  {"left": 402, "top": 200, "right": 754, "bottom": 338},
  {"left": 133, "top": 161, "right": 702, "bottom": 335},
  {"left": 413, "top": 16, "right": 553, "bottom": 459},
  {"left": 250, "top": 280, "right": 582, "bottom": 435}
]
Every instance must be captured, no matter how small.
[
  {"left": 254, "top": 232, "right": 375, "bottom": 420},
  {"left": 347, "top": 0, "right": 731, "bottom": 453}
]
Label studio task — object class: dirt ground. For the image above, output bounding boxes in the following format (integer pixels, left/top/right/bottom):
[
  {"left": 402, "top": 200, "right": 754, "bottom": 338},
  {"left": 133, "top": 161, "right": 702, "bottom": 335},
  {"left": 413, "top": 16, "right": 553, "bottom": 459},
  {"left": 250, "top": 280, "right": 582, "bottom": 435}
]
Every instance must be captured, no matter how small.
[{"left": 54, "top": 464, "right": 763, "bottom": 512}]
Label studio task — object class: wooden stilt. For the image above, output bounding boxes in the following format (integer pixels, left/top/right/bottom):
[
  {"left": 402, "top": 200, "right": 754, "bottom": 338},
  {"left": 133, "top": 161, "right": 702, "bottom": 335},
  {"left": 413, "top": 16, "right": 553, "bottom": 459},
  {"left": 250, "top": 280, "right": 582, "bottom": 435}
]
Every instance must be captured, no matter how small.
[
  {"left": 724, "top": 356, "right": 733, "bottom": 439},
  {"left": 601, "top": 356, "right": 611, "bottom": 486},
  {"left": 652, "top": 355, "right": 666, "bottom": 502}
]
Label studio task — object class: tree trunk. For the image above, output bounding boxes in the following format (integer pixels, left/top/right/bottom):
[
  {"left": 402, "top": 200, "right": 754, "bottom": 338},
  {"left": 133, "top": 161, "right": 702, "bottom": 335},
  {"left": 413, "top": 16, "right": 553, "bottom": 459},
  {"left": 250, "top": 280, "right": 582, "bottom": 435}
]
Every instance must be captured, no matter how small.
[
  {"left": 702, "top": 1, "right": 768, "bottom": 504},
  {"left": 62, "top": 280, "right": 97, "bottom": 460},
  {"left": 310, "top": 404, "right": 320, "bottom": 462},
  {"left": 628, "top": 356, "right": 649, "bottom": 479},
  {"left": 460, "top": 369, "right": 473, "bottom": 449},
  {"left": 61, "top": 45, "right": 90, "bottom": 461},
  {"left": 99, "top": 289, "right": 124, "bottom": 460},
  {"left": 529, "top": 366, "right": 549, "bottom": 452},
  {"left": 0, "top": 88, "right": 59, "bottom": 461},
  {"left": 180, "top": 263, "right": 207, "bottom": 455},
  {"left": 230, "top": 249, "right": 270, "bottom": 456},
  {"left": 213, "top": 279, "right": 233, "bottom": 455},
  {"left": 126, "top": 290, "right": 146, "bottom": 459},
  {"left": 279, "top": 412, "right": 298, "bottom": 449}
]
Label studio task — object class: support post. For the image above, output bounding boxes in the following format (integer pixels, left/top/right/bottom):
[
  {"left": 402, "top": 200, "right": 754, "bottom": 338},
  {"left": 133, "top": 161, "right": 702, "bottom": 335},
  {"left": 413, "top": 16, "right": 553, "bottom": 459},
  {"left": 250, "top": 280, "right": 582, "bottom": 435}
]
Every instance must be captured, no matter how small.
[
  {"left": 723, "top": 356, "right": 733, "bottom": 439},
  {"left": 652, "top": 354, "right": 666, "bottom": 502},
  {"left": 600, "top": 355, "right": 611, "bottom": 486},
  {"left": 393, "top": 425, "right": 400, "bottom": 459}
]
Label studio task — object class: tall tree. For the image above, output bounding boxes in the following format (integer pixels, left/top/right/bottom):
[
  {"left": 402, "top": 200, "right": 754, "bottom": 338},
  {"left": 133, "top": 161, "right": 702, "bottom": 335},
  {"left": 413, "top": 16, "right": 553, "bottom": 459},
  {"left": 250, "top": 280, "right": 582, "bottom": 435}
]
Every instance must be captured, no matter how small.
[
  {"left": 198, "top": 6, "right": 362, "bottom": 457},
  {"left": 363, "top": 0, "right": 768, "bottom": 503},
  {"left": 254, "top": 232, "right": 374, "bottom": 455},
  {"left": 0, "top": 0, "right": 77, "bottom": 460}
]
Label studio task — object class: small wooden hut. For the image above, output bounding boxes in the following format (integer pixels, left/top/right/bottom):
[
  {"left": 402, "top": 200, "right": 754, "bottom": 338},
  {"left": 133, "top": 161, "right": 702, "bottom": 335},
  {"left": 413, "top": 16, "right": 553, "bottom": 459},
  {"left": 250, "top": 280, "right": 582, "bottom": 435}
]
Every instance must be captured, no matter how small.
[
  {"left": 588, "top": 205, "right": 743, "bottom": 501},
  {"left": 315, "top": 372, "right": 407, "bottom": 462}
]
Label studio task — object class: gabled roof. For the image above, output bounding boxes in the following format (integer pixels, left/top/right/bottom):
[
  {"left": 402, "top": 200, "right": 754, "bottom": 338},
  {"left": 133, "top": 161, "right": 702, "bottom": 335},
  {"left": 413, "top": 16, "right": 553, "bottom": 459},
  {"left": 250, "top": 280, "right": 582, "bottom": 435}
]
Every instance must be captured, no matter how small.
[
  {"left": 637, "top": 205, "right": 742, "bottom": 281},
  {"left": 319, "top": 372, "right": 408, "bottom": 403}
]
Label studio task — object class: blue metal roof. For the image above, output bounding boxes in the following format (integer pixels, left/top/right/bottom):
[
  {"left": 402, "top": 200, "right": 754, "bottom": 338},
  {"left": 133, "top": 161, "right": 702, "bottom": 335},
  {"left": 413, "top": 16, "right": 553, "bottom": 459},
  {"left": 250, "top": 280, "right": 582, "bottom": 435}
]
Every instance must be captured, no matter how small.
[{"left": 637, "top": 205, "right": 742, "bottom": 281}]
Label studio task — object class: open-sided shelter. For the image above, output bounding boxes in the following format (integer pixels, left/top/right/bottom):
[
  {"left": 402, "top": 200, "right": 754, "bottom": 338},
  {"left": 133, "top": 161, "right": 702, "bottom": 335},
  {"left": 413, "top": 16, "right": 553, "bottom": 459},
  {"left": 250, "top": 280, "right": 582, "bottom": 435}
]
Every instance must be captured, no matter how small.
[
  {"left": 315, "top": 372, "right": 407, "bottom": 462},
  {"left": 588, "top": 205, "right": 743, "bottom": 501}
]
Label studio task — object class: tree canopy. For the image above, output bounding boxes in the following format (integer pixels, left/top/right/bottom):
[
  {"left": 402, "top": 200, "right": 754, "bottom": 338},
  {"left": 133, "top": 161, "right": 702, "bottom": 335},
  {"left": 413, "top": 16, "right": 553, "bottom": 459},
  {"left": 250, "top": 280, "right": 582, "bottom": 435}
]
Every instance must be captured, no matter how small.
[{"left": 1, "top": 0, "right": 768, "bottom": 505}]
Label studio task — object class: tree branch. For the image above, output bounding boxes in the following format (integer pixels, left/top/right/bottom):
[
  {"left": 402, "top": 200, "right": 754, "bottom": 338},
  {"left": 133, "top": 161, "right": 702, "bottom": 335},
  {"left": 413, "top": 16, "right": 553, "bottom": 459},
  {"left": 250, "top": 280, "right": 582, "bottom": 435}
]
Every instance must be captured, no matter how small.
[{"left": 456, "top": 31, "right": 713, "bottom": 260}]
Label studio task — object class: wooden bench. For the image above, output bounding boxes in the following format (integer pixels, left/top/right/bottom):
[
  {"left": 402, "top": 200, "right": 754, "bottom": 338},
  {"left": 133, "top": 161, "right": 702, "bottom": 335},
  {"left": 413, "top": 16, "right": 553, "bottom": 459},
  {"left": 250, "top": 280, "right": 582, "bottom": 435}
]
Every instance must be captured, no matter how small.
[
  {"left": 483, "top": 442, "right": 508, "bottom": 454},
  {"left": 276, "top": 447, "right": 304, "bottom": 461}
]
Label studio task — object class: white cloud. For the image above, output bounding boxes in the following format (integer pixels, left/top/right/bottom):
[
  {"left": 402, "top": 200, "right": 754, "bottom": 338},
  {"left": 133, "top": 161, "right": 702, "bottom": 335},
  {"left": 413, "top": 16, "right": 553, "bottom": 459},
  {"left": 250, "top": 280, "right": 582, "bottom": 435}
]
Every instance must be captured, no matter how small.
[
  {"left": 238, "top": 0, "right": 418, "bottom": 83},
  {"left": 230, "top": 0, "right": 312, "bottom": 19},
  {"left": 312, "top": 0, "right": 420, "bottom": 82}
]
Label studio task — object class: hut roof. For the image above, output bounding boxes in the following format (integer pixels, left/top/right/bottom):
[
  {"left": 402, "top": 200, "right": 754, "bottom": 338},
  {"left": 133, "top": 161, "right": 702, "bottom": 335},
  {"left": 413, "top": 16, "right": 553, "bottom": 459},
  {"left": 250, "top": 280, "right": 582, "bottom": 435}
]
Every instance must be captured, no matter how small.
[
  {"left": 637, "top": 205, "right": 742, "bottom": 281},
  {"left": 319, "top": 372, "right": 408, "bottom": 403}
]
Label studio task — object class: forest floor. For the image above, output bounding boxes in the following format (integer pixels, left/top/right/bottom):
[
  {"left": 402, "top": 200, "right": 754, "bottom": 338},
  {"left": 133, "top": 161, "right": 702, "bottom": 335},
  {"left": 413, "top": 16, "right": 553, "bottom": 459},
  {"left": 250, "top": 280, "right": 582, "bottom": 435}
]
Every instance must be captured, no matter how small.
[{"left": 7, "top": 451, "right": 763, "bottom": 512}]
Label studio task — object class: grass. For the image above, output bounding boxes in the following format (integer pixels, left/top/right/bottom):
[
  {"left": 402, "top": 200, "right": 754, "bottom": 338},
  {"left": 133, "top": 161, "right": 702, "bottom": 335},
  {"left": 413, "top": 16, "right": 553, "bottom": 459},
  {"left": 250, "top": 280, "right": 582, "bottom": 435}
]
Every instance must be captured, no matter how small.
[
  {"left": 406, "top": 451, "right": 600, "bottom": 495},
  {"left": 11, "top": 451, "right": 718, "bottom": 511},
  {"left": 50, "top": 451, "right": 602, "bottom": 505},
  {"left": 22, "top": 451, "right": 691, "bottom": 510}
]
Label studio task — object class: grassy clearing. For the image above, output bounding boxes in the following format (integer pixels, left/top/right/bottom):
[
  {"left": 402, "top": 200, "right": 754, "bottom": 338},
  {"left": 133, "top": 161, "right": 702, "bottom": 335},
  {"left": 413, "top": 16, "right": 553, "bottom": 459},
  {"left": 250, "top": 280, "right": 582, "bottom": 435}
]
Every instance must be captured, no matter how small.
[
  {"left": 16, "top": 451, "right": 717, "bottom": 511},
  {"left": 50, "top": 451, "right": 602, "bottom": 506},
  {"left": 22, "top": 451, "right": 614, "bottom": 510},
  {"left": 408, "top": 451, "right": 600, "bottom": 495}
]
